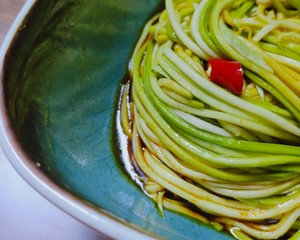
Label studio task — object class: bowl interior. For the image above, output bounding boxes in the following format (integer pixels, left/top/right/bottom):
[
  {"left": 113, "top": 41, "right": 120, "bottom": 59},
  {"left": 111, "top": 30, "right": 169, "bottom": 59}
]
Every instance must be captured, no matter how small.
[{"left": 3, "top": 0, "right": 232, "bottom": 239}]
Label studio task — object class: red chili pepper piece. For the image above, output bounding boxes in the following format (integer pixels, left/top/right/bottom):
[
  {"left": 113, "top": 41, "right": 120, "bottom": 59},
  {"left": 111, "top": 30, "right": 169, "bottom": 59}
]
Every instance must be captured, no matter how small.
[{"left": 207, "top": 59, "right": 244, "bottom": 95}]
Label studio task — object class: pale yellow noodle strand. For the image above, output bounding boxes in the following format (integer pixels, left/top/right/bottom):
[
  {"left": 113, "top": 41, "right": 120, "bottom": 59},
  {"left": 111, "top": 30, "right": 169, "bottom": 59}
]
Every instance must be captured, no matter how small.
[
  {"left": 201, "top": 177, "right": 300, "bottom": 199},
  {"left": 216, "top": 207, "right": 300, "bottom": 239},
  {"left": 165, "top": 0, "right": 209, "bottom": 59}
]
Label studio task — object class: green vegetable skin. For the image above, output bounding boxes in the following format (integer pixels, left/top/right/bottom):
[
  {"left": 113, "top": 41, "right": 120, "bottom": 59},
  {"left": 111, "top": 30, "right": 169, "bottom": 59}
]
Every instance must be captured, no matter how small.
[{"left": 122, "top": 0, "right": 300, "bottom": 239}]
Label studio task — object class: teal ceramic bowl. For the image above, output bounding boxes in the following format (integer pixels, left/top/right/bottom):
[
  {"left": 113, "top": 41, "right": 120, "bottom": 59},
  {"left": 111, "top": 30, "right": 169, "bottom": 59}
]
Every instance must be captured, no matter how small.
[{"left": 0, "top": 1, "right": 233, "bottom": 239}]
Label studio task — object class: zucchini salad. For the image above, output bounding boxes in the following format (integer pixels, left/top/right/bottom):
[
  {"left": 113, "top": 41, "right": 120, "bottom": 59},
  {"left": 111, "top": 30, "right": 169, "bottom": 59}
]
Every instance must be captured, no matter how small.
[{"left": 119, "top": 0, "right": 300, "bottom": 239}]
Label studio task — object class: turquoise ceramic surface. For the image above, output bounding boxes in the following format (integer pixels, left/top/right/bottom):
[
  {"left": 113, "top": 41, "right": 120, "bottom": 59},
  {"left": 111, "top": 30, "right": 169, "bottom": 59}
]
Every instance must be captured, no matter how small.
[{"left": 1, "top": 1, "right": 233, "bottom": 239}]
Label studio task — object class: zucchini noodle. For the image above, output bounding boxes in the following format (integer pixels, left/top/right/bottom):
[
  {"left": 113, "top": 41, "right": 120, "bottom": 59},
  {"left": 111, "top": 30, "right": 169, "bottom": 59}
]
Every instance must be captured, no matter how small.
[{"left": 119, "top": 0, "right": 300, "bottom": 239}]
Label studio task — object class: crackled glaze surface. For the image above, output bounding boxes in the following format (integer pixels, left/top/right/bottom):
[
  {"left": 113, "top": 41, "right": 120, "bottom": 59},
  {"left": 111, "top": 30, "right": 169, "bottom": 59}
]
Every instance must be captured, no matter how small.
[{"left": 1, "top": 1, "right": 232, "bottom": 239}]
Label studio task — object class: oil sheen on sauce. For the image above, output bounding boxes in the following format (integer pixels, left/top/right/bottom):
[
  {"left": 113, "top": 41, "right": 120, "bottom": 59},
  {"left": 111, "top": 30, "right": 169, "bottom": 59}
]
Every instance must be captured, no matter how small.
[{"left": 115, "top": 83, "right": 150, "bottom": 195}]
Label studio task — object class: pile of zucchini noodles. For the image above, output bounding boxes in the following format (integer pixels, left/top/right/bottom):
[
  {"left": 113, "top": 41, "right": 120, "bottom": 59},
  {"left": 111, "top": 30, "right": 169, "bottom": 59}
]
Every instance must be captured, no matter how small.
[{"left": 120, "top": 0, "right": 300, "bottom": 239}]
